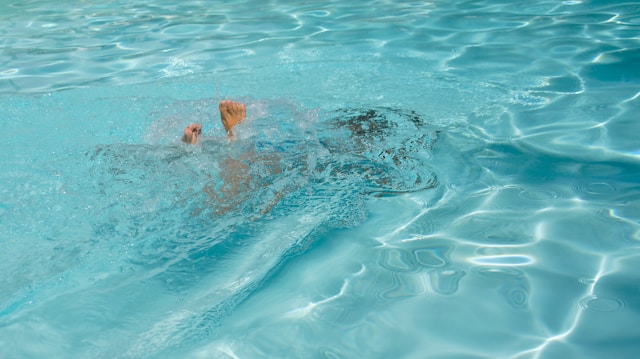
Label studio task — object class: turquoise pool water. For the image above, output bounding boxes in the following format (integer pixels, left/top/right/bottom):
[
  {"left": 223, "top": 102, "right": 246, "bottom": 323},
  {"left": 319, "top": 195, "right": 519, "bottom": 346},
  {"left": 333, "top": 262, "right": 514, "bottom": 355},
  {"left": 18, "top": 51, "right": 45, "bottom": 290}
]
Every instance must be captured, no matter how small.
[{"left": 1, "top": 0, "right": 640, "bottom": 358}]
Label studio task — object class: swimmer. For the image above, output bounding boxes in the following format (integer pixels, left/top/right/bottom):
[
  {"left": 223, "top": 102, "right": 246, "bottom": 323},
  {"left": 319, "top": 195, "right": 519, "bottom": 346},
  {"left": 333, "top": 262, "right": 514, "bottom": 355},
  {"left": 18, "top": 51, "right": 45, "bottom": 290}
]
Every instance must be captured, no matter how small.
[
  {"left": 180, "top": 99, "right": 436, "bottom": 212},
  {"left": 182, "top": 100, "right": 247, "bottom": 143},
  {"left": 182, "top": 99, "right": 283, "bottom": 215}
]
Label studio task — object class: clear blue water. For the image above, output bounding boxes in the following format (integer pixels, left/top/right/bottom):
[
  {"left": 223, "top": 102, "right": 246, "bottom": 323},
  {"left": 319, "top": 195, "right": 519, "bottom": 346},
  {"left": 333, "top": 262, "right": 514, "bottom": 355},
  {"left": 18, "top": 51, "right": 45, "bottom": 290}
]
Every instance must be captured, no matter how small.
[{"left": 1, "top": 0, "right": 640, "bottom": 358}]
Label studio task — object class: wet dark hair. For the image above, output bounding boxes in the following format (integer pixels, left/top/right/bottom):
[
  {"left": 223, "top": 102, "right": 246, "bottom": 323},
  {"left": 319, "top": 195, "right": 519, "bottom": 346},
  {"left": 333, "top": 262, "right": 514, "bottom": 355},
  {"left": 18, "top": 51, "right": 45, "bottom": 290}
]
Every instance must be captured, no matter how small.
[
  {"left": 328, "top": 107, "right": 426, "bottom": 137},
  {"left": 320, "top": 107, "right": 439, "bottom": 196}
]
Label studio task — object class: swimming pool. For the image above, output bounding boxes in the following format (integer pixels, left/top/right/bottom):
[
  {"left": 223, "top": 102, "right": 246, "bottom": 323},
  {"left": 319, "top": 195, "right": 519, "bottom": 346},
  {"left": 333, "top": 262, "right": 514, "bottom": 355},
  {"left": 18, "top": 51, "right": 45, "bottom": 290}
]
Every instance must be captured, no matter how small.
[{"left": 1, "top": 0, "right": 639, "bottom": 357}]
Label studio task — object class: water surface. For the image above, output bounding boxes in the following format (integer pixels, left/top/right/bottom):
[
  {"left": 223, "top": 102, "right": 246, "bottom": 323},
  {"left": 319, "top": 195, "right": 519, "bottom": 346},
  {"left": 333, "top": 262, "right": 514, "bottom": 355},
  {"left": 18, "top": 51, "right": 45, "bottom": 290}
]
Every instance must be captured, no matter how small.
[{"left": 1, "top": 0, "right": 639, "bottom": 358}]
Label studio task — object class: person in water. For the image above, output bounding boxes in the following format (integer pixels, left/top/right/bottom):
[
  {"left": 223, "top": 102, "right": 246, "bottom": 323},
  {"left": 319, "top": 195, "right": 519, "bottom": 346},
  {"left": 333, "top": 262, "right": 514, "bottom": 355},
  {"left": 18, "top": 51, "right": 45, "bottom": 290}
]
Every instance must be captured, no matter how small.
[
  {"left": 182, "top": 99, "right": 284, "bottom": 216},
  {"left": 180, "top": 99, "right": 438, "bottom": 215},
  {"left": 182, "top": 99, "right": 247, "bottom": 143}
]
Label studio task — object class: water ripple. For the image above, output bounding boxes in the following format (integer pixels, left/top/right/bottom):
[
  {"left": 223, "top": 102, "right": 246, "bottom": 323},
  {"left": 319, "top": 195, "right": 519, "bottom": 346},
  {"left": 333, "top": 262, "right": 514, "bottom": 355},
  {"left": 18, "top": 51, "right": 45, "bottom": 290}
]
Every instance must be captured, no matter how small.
[
  {"left": 518, "top": 188, "right": 560, "bottom": 201},
  {"left": 429, "top": 267, "right": 465, "bottom": 295},
  {"left": 379, "top": 249, "right": 417, "bottom": 273},
  {"left": 472, "top": 266, "right": 530, "bottom": 309},
  {"left": 413, "top": 244, "right": 453, "bottom": 268},
  {"left": 578, "top": 295, "right": 625, "bottom": 312},
  {"left": 2, "top": 0, "right": 638, "bottom": 96},
  {"left": 2, "top": 0, "right": 640, "bottom": 357},
  {"left": 380, "top": 272, "right": 427, "bottom": 299},
  {"left": 469, "top": 254, "right": 535, "bottom": 266},
  {"left": 574, "top": 181, "right": 617, "bottom": 197}
]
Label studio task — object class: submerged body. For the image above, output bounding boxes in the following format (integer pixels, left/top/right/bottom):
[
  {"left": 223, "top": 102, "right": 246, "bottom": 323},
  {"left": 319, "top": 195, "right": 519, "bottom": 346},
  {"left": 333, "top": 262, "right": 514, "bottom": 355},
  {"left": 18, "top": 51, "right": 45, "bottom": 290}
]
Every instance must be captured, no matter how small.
[{"left": 179, "top": 100, "right": 438, "bottom": 216}]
